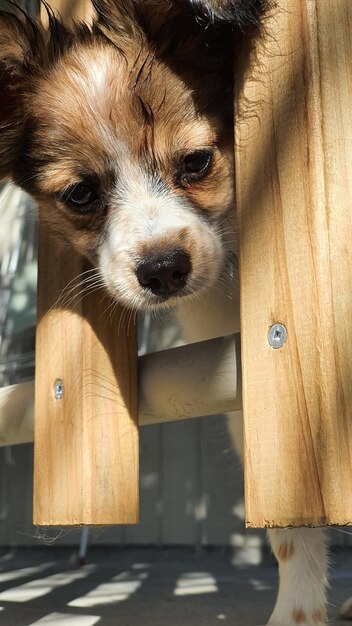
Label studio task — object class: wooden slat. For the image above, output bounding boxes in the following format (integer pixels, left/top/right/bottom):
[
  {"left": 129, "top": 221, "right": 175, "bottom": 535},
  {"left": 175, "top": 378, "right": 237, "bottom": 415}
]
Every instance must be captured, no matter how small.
[
  {"left": 34, "top": 228, "right": 138, "bottom": 525},
  {"left": 0, "top": 334, "right": 241, "bottom": 448},
  {"left": 40, "top": 0, "right": 94, "bottom": 24},
  {"left": 236, "top": 0, "right": 352, "bottom": 527},
  {"left": 34, "top": 0, "right": 138, "bottom": 528}
]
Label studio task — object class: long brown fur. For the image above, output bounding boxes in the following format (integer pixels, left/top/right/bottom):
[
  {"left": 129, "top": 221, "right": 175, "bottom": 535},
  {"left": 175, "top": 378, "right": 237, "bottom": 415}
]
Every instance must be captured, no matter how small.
[
  {"left": 0, "top": 1, "right": 232, "bottom": 246},
  {"left": 0, "top": 0, "right": 264, "bottom": 309}
]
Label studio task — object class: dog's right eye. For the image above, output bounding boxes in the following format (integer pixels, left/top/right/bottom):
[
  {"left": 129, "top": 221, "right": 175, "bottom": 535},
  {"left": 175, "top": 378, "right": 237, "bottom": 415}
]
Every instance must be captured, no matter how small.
[
  {"left": 60, "top": 183, "right": 98, "bottom": 211},
  {"left": 178, "top": 149, "right": 213, "bottom": 184}
]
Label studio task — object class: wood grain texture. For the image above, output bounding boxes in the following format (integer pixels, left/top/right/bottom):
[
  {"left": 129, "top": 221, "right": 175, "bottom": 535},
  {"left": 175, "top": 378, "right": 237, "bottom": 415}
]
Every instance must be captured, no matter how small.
[
  {"left": 34, "top": 228, "right": 138, "bottom": 526},
  {"left": 40, "top": 0, "right": 94, "bottom": 24},
  {"left": 34, "top": 0, "right": 138, "bottom": 528},
  {"left": 236, "top": 0, "right": 352, "bottom": 527}
]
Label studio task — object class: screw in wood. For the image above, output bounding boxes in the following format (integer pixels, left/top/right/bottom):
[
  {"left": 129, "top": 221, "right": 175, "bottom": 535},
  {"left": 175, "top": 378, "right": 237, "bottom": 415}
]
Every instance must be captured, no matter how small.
[
  {"left": 54, "top": 379, "right": 64, "bottom": 399},
  {"left": 268, "top": 323, "right": 287, "bottom": 349}
]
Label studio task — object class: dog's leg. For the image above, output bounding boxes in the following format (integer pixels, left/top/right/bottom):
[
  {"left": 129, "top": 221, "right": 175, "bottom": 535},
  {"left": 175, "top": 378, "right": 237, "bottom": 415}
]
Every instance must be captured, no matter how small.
[
  {"left": 264, "top": 527, "right": 328, "bottom": 626},
  {"left": 228, "top": 414, "right": 328, "bottom": 626}
]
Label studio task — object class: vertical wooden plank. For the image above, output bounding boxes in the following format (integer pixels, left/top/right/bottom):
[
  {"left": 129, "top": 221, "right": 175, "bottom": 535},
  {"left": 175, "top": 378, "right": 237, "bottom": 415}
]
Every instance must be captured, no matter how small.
[
  {"left": 34, "top": 229, "right": 138, "bottom": 526},
  {"left": 236, "top": 0, "right": 352, "bottom": 527},
  {"left": 34, "top": 0, "right": 137, "bottom": 530}
]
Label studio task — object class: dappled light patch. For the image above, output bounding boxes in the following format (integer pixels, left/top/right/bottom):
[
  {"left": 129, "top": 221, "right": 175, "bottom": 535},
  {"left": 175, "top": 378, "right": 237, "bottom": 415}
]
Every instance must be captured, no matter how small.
[
  {"left": 174, "top": 571, "right": 218, "bottom": 596},
  {"left": 0, "top": 567, "right": 94, "bottom": 603},
  {"left": 28, "top": 612, "right": 101, "bottom": 625},
  {"left": 68, "top": 569, "right": 148, "bottom": 608}
]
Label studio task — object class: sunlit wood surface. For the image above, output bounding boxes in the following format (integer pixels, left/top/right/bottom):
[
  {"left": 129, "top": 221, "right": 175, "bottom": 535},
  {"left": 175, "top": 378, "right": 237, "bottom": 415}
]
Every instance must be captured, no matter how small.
[
  {"left": 236, "top": 0, "right": 352, "bottom": 527},
  {"left": 34, "top": 0, "right": 139, "bottom": 526}
]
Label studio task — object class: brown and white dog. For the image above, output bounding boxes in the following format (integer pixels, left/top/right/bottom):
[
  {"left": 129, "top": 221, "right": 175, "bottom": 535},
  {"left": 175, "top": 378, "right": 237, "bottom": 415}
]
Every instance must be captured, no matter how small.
[{"left": 0, "top": 1, "right": 345, "bottom": 624}]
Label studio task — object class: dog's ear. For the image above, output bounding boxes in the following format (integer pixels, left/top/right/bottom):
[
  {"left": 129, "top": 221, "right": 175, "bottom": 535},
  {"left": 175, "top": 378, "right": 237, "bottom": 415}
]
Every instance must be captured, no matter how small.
[
  {"left": 92, "top": 0, "right": 222, "bottom": 44},
  {"left": 0, "top": 11, "right": 37, "bottom": 178},
  {"left": 92, "top": 0, "right": 232, "bottom": 87},
  {"left": 191, "top": 0, "right": 268, "bottom": 32},
  {"left": 0, "top": 10, "right": 47, "bottom": 179},
  {"left": 92, "top": 0, "right": 142, "bottom": 46}
]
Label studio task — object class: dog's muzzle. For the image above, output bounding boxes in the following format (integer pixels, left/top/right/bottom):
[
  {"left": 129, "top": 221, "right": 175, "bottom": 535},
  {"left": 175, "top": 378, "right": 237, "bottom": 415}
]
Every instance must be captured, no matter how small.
[{"left": 136, "top": 248, "right": 192, "bottom": 297}]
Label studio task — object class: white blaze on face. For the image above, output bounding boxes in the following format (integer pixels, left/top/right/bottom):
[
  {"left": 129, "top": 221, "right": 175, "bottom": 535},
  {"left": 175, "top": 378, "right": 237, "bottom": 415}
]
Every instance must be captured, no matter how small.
[
  {"left": 71, "top": 48, "right": 122, "bottom": 110},
  {"left": 98, "top": 161, "right": 224, "bottom": 309}
]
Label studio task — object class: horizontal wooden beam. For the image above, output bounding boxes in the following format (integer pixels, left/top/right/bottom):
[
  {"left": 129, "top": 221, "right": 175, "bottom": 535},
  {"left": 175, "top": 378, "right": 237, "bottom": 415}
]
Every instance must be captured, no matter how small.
[
  {"left": 0, "top": 381, "right": 35, "bottom": 447},
  {"left": 140, "top": 334, "right": 241, "bottom": 424},
  {"left": 0, "top": 334, "right": 241, "bottom": 447}
]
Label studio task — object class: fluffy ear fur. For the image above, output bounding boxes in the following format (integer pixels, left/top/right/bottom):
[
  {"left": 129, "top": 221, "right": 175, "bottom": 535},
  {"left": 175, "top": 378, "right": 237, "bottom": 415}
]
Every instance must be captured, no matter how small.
[
  {"left": 0, "top": 0, "right": 263, "bottom": 182},
  {"left": 190, "top": 0, "right": 268, "bottom": 30},
  {"left": 92, "top": 0, "right": 195, "bottom": 46},
  {"left": 0, "top": 10, "right": 43, "bottom": 178},
  {"left": 92, "top": 0, "right": 142, "bottom": 43},
  {"left": 0, "top": 7, "right": 89, "bottom": 180},
  {"left": 92, "top": 0, "right": 233, "bottom": 91}
]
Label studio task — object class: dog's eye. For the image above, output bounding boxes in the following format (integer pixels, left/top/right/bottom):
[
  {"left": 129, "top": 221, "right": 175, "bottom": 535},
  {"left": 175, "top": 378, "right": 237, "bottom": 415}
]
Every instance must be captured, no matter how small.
[
  {"left": 180, "top": 150, "right": 213, "bottom": 183},
  {"left": 61, "top": 183, "right": 98, "bottom": 210}
]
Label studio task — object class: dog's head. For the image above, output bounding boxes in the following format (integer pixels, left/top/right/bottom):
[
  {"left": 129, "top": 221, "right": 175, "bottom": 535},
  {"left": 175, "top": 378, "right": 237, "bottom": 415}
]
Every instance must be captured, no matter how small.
[{"left": 0, "top": 1, "right": 235, "bottom": 310}]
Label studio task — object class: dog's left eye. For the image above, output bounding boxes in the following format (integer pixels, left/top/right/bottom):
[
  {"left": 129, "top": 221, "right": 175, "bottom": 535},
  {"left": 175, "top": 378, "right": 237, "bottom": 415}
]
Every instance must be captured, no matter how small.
[
  {"left": 61, "top": 183, "right": 98, "bottom": 210},
  {"left": 180, "top": 150, "right": 213, "bottom": 183}
]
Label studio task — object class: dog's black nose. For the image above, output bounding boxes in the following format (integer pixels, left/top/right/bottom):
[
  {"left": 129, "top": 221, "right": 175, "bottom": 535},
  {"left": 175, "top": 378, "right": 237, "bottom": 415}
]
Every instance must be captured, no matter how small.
[{"left": 136, "top": 249, "right": 192, "bottom": 296}]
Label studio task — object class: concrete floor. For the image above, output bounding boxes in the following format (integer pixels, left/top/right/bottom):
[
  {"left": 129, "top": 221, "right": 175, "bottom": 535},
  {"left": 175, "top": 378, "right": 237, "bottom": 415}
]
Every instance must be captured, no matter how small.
[{"left": 0, "top": 547, "right": 350, "bottom": 625}]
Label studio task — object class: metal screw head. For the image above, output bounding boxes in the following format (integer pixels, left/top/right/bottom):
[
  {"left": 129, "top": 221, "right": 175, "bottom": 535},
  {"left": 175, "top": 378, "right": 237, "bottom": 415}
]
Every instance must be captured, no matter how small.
[
  {"left": 268, "top": 323, "right": 287, "bottom": 349},
  {"left": 54, "top": 379, "right": 64, "bottom": 400}
]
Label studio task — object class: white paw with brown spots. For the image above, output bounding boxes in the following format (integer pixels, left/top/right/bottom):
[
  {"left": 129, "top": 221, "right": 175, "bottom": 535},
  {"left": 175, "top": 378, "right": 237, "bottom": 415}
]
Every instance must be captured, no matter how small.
[
  {"left": 340, "top": 596, "right": 352, "bottom": 619},
  {"left": 258, "top": 608, "right": 326, "bottom": 625}
]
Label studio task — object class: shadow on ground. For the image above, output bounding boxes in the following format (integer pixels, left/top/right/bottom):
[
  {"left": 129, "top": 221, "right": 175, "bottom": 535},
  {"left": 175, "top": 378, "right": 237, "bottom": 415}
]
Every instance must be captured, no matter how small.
[{"left": 0, "top": 547, "right": 350, "bottom": 625}]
